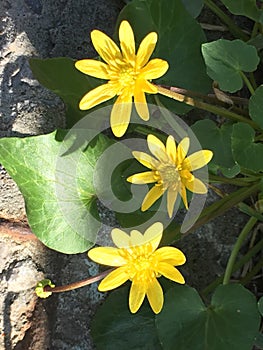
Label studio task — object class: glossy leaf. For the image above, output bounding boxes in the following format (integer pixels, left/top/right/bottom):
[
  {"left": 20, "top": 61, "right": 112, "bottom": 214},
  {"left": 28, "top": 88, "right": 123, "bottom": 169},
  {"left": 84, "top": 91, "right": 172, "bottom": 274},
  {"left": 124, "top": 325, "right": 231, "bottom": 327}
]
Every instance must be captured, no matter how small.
[
  {"left": 30, "top": 57, "right": 100, "bottom": 128},
  {"left": 191, "top": 119, "right": 240, "bottom": 177},
  {"left": 117, "top": 0, "right": 211, "bottom": 114},
  {"left": 232, "top": 122, "right": 263, "bottom": 172},
  {"left": 202, "top": 39, "right": 260, "bottom": 92},
  {"left": 0, "top": 131, "right": 112, "bottom": 253},
  {"left": 258, "top": 296, "right": 263, "bottom": 316},
  {"left": 221, "top": 0, "right": 263, "bottom": 23},
  {"left": 91, "top": 287, "right": 162, "bottom": 350},
  {"left": 156, "top": 284, "right": 260, "bottom": 350},
  {"left": 249, "top": 85, "right": 263, "bottom": 128},
  {"left": 181, "top": 0, "right": 204, "bottom": 17}
]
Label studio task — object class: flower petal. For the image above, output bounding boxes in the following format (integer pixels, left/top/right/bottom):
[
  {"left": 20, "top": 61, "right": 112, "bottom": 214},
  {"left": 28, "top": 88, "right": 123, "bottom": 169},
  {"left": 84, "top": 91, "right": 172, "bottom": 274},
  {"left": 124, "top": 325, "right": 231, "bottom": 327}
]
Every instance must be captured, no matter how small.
[
  {"left": 110, "top": 95, "right": 132, "bottom": 137},
  {"left": 166, "top": 135, "right": 177, "bottom": 163},
  {"left": 153, "top": 247, "right": 186, "bottom": 265},
  {"left": 79, "top": 83, "right": 116, "bottom": 110},
  {"left": 88, "top": 247, "right": 126, "bottom": 266},
  {"left": 91, "top": 29, "right": 121, "bottom": 64},
  {"left": 183, "top": 150, "right": 213, "bottom": 171},
  {"left": 140, "top": 58, "right": 169, "bottom": 79},
  {"left": 179, "top": 183, "right": 188, "bottom": 209},
  {"left": 127, "top": 171, "right": 156, "bottom": 184},
  {"left": 141, "top": 185, "right": 164, "bottom": 211},
  {"left": 134, "top": 81, "right": 149, "bottom": 121},
  {"left": 143, "top": 222, "right": 163, "bottom": 251},
  {"left": 130, "top": 229, "right": 144, "bottom": 246},
  {"left": 183, "top": 177, "right": 208, "bottom": 194},
  {"left": 157, "top": 262, "right": 185, "bottom": 284},
  {"left": 177, "top": 137, "right": 190, "bottom": 164},
  {"left": 75, "top": 59, "right": 109, "bottom": 79},
  {"left": 167, "top": 188, "right": 178, "bottom": 218},
  {"left": 129, "top": 279, "right": 146, "bottom": 313},
  {"left": 132, "top": 151, "right": 159, "bottom": 169},
  {"left": 140, "top": 79, "right": 158, "bottom": 94},
  {"left": 98, "top": 266, "right": 129, "bottom": 291},
  {"left": 136, "top": 32, "right": 158, "bottom": 68},
  {"left": 147, "top": 134, "right": 169, "bottom": 162},
  {"left": 111, "top": 228, "right": 131, "bottom": 248},
  {"left": 146, "top": 278, "right": 164, "bottom": 314},
  {"left": 119, "top": 21, "right": 135, "bottom": 62}
]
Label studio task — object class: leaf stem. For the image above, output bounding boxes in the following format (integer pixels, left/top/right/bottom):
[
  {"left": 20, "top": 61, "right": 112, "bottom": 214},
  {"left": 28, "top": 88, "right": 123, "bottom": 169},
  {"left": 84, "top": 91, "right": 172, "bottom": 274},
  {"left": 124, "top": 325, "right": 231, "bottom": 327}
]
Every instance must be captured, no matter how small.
[
  {"left": 204, "top": 0, "right": 249, "bottom": 41},
  {"left": 44, "top": 268, "right": 113, "bottom": 293},
  {"left": 156, "top": 85, "right": 258, "bottom": 129},
  {"left": 239, "top": 71, "right": 255, "bottom": 95},
  {"left": 209, "top": 174, "right": 254, "bottom": 186},
  {"left": 223, "top": 216, "right": 258, "bottom": 285},
  {"left": 240, "top": 255, "right": 263, "bottom": 285}
]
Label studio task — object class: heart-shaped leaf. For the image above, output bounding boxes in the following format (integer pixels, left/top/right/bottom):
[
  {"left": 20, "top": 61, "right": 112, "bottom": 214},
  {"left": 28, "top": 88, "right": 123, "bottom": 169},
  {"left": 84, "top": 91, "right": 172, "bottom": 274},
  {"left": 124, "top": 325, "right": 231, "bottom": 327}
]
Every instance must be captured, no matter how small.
[
  {"left": 231, "top": 122, "right": 263, "bottom": 172},
  {"left": 0, "top": 131, "right": 112, "bottom": 253},
  {"left": 221, "top": 0, "right": 263, "bottom": 23},
  {"left": 202, "top": 39, "right": 259, "bottom": 92},
  {"left": 249, "top": 85, "right": 263, "bottom": 129},
  {"left": 191, "top": 119, "right": 240, "bottom": 177}
]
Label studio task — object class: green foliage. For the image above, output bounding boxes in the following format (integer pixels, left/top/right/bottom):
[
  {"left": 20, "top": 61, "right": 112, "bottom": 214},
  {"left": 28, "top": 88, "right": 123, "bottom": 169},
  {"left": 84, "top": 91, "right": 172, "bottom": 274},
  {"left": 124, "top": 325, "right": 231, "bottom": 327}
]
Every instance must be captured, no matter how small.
[
  {"left": 0, "top": 132, "right": 112, "bottom": 253},
  {"left": 249, "top": 85, "right": 263, "bottom": 128},
  {"left": 181, "top": 0, "right": 204, "bottom": 17},
  {"left": 221, "top": 0, "right": 263, "bottom": 23},
  {"left": 232, "top": 122, "right": 263, "bottom": 172},
  {"left": 92, "top": 284, "right": 260, "bottom": 350},
  {"left": 191, "top": 119, "right": 240, "bottom": 177},
  {"left": 202, "top": 39, "right": 260, "bottom": 92}
]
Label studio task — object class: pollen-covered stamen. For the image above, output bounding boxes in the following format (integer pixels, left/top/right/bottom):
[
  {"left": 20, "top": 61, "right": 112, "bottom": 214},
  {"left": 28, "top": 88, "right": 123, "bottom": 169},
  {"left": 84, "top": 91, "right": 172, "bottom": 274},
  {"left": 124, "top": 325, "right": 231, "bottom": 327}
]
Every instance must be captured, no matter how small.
[{"left": 157, "top": 164, "right": 180, "bottom": 188}]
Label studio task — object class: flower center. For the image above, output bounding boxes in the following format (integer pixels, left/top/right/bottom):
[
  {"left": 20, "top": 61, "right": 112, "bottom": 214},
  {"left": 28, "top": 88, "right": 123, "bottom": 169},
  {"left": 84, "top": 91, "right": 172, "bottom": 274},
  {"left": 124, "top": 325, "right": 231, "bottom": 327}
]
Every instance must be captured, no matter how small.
[
  {"left": 156, "top": 164, "right": 180, "bottom": 189},
  {"left": 118, "top": 66, "right": 138, "bottom": 90}
]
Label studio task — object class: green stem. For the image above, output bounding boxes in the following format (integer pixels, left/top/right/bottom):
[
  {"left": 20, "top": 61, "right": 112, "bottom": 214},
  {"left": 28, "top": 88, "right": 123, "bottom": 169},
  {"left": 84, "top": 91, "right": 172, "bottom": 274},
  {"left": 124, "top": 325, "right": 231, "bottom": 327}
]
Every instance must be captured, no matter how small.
[
  {"left": 223, "top": 216, "right": 258, "bottom": 285},
  {"left": 156, "top": 86, "right": 259, "bottom": 129},
  {"left": 209, "top": 174, "right": 253, "bottom": 186},
  {"left": 204, "top": 0, "right": 249, "bottom": 41},
  {"left": 240, "top": 255, "right": 263, "bottom": 285},
  {"left": 240, "top": 71, "right": 255, "bottom": 95},
  {"left": 202, "top": 237, "right": 263, "bottom": 295}
]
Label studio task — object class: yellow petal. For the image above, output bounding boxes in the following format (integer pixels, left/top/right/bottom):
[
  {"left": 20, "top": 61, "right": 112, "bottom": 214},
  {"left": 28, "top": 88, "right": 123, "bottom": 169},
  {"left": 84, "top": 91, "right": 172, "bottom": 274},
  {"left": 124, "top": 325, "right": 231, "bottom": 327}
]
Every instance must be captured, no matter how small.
[
  {"left": 88, "top": 247, "right": 126, "bottom": 266},
  {"left": 143, "top": 222, "right": 163, "bottom": 251},
  {"left": 119, "top": 20, "right": 135, "bottom": 62},
  {"left": 146, "top": 278, "right": 164, "bottom": 314},
  {"left": 134, "top": 81, "right": 149, "bottom": 121},
  {"left": 136, "top": 32, "right": 158, "bottom": 68},
  {"left": 130, "top": 229, "right": 144, "bottom": 246},
  {"left": 140, "top": 79, "right": 158, "bottom": 94},
  {"left": 79, "top": 83, "right": 116, "bottom": 110},
  {"left": 167, "top": 188, "right": 178, "bottom": 218},
  {"left": 110, "top": 95, "right": 132, "bottom": 137},
  {"left": 141, "top": 185, "right": 164, "bottom": 211},
  {"left": 179, "top": 183, "right": 188, "bottom": 209},
  {"left": 177, "top": 137, "right": 190, "bottom": 164},
  {"left": 111, "top": 228, "right": 131, "bottom": 248},
  {"left": 140, "top": 58, "right": 169, "bottom": 79},
  {"left": 183, "top": 177, "right": 208, "bottom": 194},
  {"left": 183, "top": 150, "right": 213, "bottom": 171},
  {"left": 129, "top": 279, "right": 146, "bottom": 313},
  {"left": 91, "top": 29, "right": 121, "bottom": 64},
  {"left": 157, "top": 262, "right": 185, "bottom": 284},
  {"left": 75, "top": 59, "right": 109, "bottom": 79},
  {"left": 127, "top": 171, "right": 156, "bottom": 184},
  {"left": 132, "top": 151, "right": 159, "bottom": 169},
  {"left": 147, "top": 134, "right": 168, "bottom": 162},
  {"left": 166, "top": 135, "right": 177, "bottom": 163},
  {"left": 98, "top": 266, "right": 129, "bottom": 291},
  {"left": 153, "top": 247, "right": 186, "bottom": 265}
]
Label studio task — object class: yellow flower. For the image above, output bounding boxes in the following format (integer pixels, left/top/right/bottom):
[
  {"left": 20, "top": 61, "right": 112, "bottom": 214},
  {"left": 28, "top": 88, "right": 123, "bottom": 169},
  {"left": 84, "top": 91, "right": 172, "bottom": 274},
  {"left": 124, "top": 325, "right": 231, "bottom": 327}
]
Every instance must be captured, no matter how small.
[
  {"left": 127, "top": 134, "right": 213, "bottom": 218},
  {"left": 75, "top": 20, "right": 169, "bottom": 137},
  {"left": 88, "top": 222, "right": 185, "bottom": 314}
]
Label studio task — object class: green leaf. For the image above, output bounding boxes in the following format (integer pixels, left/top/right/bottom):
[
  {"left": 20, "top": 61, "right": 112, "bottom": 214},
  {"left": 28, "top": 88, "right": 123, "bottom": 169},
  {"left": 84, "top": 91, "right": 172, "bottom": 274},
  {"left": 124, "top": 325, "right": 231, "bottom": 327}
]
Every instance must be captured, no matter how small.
[
  {"left": 202, "top": 39, "right": 260, "bottom": 92},
  {"left": 191, "top": 119, "right": 240, "bottom": 177},
  {"left": 221, "top": 0, "right": 263, "bottom": 23},
  {"left": 30, "top": 57, "right": 100, "bottom": 128},
  {"left": 156, "top": 284, "right": 260, "bottom": 350},
  {"left": 258, "top": 296, "right": 263, "bottom": 316},
  {"left": 91, "top": 287, "right": 162, "bottom": 350},
  {"left": 254, "top": 333, "right": 263, "bottom": 349},
  {"left": 181, "top": 0, "right": 204, "bottom": 17},
  {"left": 232, "top": 122, "right": 263, "bottom": 172},
  {"left": 117, "top": 0, "right": 211, "bottom": 114},
  {"left": 249, "top": 85, "right": 263, "bottom": 128},
  {"left": 0, "top": 131, "right": 112, "bottom": 253}
]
